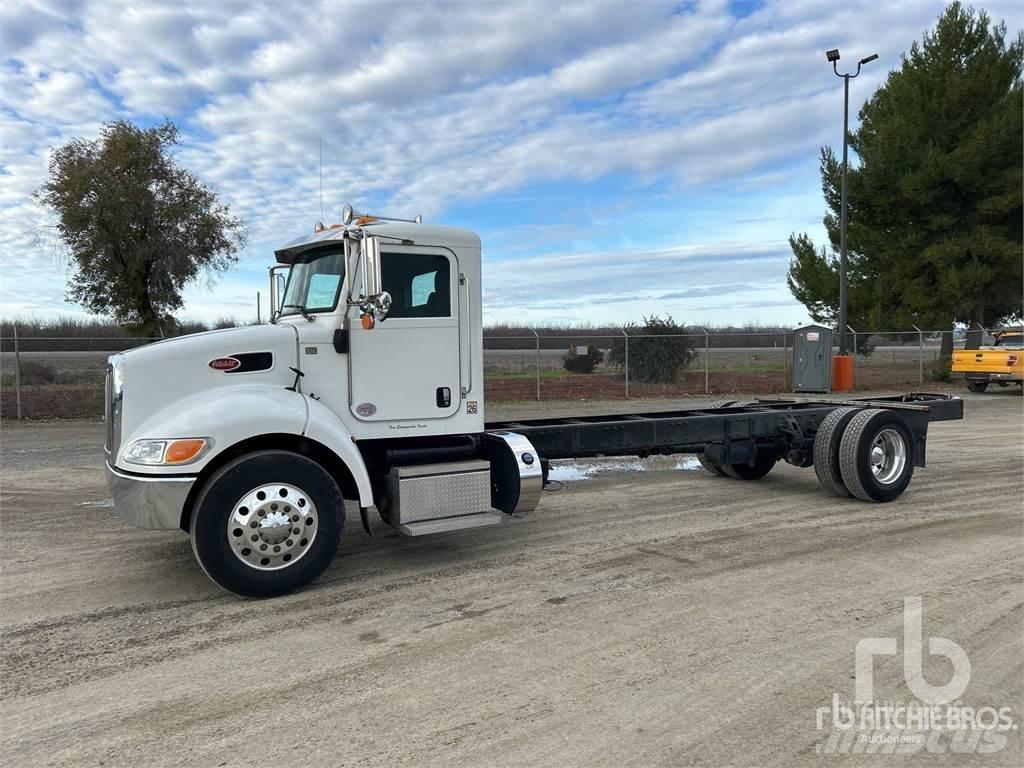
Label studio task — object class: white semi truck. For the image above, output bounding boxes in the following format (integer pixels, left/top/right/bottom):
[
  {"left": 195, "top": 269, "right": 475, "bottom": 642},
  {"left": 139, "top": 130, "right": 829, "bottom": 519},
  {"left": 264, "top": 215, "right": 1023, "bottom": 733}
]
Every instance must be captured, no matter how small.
[{"left": 104, "top": 206, "right": 963, "bottom": 597}]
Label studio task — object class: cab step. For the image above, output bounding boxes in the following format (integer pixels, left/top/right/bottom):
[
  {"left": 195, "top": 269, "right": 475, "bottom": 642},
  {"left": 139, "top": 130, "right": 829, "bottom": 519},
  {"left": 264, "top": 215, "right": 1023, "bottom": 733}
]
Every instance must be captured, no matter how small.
[{"left": 398, "top": 511, "right": 504, "bottom": 537}]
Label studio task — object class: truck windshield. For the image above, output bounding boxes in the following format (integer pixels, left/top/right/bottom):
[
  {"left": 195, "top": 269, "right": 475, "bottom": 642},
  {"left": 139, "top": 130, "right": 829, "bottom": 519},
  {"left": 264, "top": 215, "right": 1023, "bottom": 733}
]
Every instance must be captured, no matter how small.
[
  {"left": 280, "top": 248, "right": 345, "bottom": 316},
  {"left": 995, "top": 335, "right": 1023, "bottom": 347}
]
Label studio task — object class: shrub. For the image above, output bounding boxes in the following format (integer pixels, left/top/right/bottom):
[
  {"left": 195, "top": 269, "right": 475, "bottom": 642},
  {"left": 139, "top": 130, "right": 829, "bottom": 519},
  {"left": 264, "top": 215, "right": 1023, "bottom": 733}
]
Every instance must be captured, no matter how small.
[
  {"left": 929, "top": 357, "right": 953, "bottom": 382},
  {"left": 562, "top": 344, "right": 604, "bottom": 374},
  {"left": 607, "top": 315, "right": 696, "bottom": 383}
]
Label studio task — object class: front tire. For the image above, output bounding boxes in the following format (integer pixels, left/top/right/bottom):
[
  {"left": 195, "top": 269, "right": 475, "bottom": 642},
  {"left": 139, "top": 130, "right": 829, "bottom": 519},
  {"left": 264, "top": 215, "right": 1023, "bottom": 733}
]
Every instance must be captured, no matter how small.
[
  {"left": 190, "top": 451, "right": 343, "bottom": 598},
  {"left": 838, "top": 409, "right": 915, "bottom": 502}
]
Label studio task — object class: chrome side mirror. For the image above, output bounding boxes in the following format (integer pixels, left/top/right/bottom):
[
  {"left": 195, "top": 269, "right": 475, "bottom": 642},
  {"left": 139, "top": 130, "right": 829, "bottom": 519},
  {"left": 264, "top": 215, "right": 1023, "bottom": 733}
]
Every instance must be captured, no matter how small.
[
  {"left": 268, "top": 264, "right": 289, "bottom": 323},
  {"left": 362, "top": 236, "right": 382, "bottom": 298},
  {"left": 372, "top": 291, "right": 391, "bottom": 321}
]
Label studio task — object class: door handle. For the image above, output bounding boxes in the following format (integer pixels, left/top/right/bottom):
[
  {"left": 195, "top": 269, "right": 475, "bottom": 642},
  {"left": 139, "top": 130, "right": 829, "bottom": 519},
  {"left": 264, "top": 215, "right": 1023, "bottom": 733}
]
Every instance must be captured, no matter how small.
[
  {"left": 436, "top": 387, "right": 451, "bottom": 408},
  {"left": 459, "top": 273, "right": 472, "bottom": 397}
]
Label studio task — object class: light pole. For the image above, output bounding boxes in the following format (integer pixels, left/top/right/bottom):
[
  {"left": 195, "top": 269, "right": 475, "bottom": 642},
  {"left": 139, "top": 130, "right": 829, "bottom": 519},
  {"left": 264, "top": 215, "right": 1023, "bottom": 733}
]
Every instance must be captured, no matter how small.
[{"left": 826, "top": 48, "right": 877, "bottom": 356}]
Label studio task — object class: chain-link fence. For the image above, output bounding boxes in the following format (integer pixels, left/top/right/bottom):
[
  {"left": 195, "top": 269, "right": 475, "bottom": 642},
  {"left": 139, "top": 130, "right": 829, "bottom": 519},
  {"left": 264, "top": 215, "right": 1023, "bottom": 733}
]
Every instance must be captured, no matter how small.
[
  {"left": 0, "top": 326, "right": 1011, "bottom": 418},
  {"left": 0, "top": 333, "right": 161, "bottom": 420}
]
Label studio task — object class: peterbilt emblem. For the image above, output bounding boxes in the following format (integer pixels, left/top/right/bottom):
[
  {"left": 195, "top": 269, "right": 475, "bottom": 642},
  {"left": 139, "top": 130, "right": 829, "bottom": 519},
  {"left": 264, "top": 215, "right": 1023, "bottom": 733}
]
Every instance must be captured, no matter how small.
[
  {"left": 209, "top": 357, "right": 241, "bottom": 372},
  {"left": 356, "top": 402, "right": 377, "bottom": 417}
]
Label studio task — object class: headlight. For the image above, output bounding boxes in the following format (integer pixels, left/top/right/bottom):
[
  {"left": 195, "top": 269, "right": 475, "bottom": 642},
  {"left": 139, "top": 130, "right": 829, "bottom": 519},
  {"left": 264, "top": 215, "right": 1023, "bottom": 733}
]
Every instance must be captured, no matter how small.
[
  {"left": 111, "top": 353, "right": 126, "bottom": 396},
  {"left": 125, "top": 440, "right": 166, "bottom": 464},
  {"left": 124, "top": 438, "right": 210, "bottom": 466}
]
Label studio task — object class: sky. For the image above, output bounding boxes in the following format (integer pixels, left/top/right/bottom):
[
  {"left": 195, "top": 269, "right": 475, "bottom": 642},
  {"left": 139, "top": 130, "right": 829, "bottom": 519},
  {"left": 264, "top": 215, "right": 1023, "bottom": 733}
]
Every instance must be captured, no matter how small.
[{"left": 1, "top": 0, "right": 1021, "bottom": 328}]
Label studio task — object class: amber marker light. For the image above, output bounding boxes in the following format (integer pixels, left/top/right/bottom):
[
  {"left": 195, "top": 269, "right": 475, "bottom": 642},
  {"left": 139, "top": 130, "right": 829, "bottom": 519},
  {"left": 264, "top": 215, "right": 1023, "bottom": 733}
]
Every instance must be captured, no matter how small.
[
  {"left": 361, "top": 314, "right": 375, "bottom": 330},
  {"left": 165, "top": 439, "right": 207, "bottom": 464}
]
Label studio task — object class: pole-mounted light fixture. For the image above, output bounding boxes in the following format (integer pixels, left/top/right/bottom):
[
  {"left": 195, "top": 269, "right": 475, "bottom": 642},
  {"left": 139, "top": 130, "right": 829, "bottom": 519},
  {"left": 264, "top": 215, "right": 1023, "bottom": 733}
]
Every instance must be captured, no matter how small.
[{"left": 826, "top": 48, "right": 878, "bottom": 358}]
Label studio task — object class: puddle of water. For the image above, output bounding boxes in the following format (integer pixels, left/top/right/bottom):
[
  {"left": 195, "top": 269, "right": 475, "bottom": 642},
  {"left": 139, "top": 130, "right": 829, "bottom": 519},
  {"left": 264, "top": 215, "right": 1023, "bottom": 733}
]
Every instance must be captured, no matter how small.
[
  {"left": 676, "top": 457, "right": 703, "bottom": 471},
  {"left": 546, "top": 465, "right": 593, "bottom": 482},
  {"left": 78, "top": 499, "right": 114, "bottom": 508},
  {"left": 548, "top": 456, "right": 703, "bottom": 482}
]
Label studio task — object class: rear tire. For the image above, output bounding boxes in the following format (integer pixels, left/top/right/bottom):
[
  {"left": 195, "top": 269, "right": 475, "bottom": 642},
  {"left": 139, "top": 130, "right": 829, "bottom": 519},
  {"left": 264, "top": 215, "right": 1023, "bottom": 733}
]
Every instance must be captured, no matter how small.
[
  {"left": 190, "top": 451, "right": 343, "bottom": 598},
  {"left": 720, "top": 451, "right": 779, "bottom": 480},
  {"left": 697, "top": 400, "right": 736, "bottom": 475},
  {"left": 966, "top": 381, "right": 988, "bottom": 393},
  {"left": 812, "top": 407, "right": 861, "bottom": 497},
  {"left": 838, "top": 409, "right": 915, "bottom": 502}
]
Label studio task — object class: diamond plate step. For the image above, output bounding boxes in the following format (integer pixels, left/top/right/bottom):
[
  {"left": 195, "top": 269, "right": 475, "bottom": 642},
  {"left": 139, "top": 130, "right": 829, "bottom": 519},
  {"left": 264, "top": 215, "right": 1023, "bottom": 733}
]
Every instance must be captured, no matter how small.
[{"left": 397, "top": 511, "right": 504, "bottom": 537}]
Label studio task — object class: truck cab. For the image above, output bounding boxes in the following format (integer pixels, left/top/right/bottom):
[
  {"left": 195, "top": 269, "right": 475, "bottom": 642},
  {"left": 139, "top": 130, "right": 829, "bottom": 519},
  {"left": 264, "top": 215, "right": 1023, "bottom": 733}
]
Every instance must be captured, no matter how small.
[{"left": 104, "top": 210, "right": 539, "bottom": 597}]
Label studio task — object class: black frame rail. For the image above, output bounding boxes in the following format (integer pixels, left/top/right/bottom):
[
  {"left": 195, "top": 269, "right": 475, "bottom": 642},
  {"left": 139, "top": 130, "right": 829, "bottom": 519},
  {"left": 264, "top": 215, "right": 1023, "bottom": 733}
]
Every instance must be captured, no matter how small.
[{"left": 485, "top": 393, "right": 963, "bottom": 465}]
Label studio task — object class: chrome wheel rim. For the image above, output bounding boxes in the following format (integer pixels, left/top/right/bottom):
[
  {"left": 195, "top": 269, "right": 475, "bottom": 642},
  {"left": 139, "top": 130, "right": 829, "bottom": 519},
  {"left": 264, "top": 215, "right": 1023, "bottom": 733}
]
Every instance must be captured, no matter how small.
[
  {"left": 227, "top": 483, "right": 318, "bottom": 571},
  {"left": 869, "top": 428, "right": 906, "bottom": 485}
]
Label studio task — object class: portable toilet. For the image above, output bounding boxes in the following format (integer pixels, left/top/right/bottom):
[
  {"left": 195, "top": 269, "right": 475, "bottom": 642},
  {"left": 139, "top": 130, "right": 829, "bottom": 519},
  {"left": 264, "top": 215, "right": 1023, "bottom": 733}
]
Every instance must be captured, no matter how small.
[{"left": 792, "top": 324, "right": 832, "bottom": 392}]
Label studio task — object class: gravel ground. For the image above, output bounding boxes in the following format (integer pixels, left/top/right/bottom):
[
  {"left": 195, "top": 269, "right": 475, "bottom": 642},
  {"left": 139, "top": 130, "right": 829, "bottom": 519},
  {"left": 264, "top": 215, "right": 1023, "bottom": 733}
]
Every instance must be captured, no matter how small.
[{"left": 0, "top": 390, "right": 1021, "bottom": 767}]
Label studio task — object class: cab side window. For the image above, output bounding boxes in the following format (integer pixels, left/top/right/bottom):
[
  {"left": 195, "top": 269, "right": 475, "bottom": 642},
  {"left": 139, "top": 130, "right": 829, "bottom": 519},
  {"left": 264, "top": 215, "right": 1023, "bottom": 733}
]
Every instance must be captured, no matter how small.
[{"left": 380, "top": 253, "right": 451, "bottom": 318}]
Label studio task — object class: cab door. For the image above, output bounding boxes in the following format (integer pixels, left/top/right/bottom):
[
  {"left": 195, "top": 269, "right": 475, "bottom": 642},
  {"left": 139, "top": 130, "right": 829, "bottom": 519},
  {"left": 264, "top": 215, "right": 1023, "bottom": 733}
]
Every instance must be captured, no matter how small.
[{"left": 347, "top": 245, "right": 462, "bottom": 421}]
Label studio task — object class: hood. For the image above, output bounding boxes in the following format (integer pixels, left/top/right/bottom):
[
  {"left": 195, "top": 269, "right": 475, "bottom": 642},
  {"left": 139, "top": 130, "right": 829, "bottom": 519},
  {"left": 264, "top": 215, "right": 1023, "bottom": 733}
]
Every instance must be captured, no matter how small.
[{"left": 115, "top": 323, "right": 300, "bottom": 453}]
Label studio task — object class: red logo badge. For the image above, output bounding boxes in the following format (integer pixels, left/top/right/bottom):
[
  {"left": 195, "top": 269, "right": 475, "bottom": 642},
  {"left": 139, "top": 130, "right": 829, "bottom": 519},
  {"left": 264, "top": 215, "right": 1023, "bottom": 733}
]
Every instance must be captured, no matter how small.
[{"left": 209, "top": 357, "right": 241, "bottom": 372}]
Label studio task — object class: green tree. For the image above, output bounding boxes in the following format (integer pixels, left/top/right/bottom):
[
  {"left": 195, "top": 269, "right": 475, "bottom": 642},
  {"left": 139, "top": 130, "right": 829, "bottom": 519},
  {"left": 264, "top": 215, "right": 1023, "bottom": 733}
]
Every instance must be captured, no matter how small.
[
  {"left": 608, "top": 315, "right": 696, "bottom": 383},
  {"left": 36, "top": 121, "right": 245, "bottom": 336},
  {"left": 788, "top": 3, "right": 1023, "bottom": 353}
]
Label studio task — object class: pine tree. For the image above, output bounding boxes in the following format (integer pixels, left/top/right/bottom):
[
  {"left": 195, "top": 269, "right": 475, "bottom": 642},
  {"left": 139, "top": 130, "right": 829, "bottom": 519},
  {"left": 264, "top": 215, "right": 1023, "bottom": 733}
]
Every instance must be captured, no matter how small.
[{"left": 788, "top": 2, "right": 1022, "bottom": 353}]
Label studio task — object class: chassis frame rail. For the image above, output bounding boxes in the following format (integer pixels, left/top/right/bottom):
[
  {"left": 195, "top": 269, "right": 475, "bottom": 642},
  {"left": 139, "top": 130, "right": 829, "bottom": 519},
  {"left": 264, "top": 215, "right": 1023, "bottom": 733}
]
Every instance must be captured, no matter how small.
[{"left": 485, "top": 393, "right": 963, "bottom": 466}]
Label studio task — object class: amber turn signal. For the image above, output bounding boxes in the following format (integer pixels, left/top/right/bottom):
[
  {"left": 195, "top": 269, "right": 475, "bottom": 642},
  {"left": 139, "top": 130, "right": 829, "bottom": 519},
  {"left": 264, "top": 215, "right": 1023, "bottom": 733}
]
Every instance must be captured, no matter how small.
[
  {"left": 361, "top": 314, "right": 375, "bottom": 330},
  {"left": 165, "top": 439, "right": 207, "bottom": 464}
]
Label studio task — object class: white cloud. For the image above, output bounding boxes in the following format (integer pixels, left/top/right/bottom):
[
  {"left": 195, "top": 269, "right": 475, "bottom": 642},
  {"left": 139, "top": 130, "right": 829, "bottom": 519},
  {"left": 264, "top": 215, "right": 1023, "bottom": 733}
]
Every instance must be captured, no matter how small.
[{"left": 1, "top": 0, "right": 1021, "bottom": 324}]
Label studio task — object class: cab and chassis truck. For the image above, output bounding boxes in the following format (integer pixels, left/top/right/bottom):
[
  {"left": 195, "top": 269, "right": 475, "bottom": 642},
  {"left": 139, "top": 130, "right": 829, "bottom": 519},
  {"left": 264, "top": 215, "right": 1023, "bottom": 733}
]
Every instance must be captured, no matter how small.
[{"left": 104, "top": 207, "right": 964, "bottom": 597}]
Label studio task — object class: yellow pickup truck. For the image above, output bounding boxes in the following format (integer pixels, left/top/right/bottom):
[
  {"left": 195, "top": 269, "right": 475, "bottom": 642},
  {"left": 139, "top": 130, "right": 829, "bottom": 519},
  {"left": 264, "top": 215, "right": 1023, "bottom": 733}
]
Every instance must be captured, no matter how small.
[{"left": 951, "top": 330, "right": 1023, "bottom": 393}]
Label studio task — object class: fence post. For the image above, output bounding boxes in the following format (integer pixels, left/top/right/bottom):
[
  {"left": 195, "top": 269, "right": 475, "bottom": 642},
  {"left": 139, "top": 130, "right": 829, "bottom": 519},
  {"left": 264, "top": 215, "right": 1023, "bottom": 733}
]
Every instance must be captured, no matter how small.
[
  {"left": 847, "top": 325, "right": 856, "bottom": 389},
  {"left": 622, "top": 328, "right": 629, "bottom": 398},
  {"left": 13, "top": 325, "right": 22, "bottom": 419},
  {"left": 703, "top": 329, "right": 710, "bottom": 395},
  {"left": 912, "top": 325, "right": 923, "bottom": 383},
  {"left": 783, "top": 332, "right": 789, "bottom": 391},
  {"left": 533, "top": 329, "right": 540, "bottom": 401}
]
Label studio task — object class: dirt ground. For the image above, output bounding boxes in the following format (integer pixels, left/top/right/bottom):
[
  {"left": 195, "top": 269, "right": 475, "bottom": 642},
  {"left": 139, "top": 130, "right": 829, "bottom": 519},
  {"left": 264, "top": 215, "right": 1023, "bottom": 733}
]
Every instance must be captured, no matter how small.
[{"left": 1, "top": 390, "right": 1021, "bottom": 767}]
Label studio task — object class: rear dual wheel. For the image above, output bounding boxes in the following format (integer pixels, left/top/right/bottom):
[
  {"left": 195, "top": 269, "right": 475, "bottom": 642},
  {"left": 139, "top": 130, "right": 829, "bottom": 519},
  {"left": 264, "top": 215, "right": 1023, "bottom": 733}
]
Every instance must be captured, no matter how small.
[
  {"left": 814, "top": 408, "right": 915, "bottom": 502},
  {"left": 813, "top": 407, "right": 860, "bottom": 497},
  {"left": 697, "top": 400, "right": 735, "bottom": 476},
  {"left": 966, "top": 381, "right": 989, "bottom": 393},
  {"left": 719, "top": 452, "right": 779, "bottom": 480},
  {"left": 698, "top": 400, "right": 778, "bottom": 480}
]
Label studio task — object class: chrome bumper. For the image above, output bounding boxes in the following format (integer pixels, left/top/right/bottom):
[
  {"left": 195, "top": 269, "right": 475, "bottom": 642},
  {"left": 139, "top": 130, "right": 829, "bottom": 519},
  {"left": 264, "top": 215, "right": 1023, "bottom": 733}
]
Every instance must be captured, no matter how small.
[
  {"left": 105, "top": 463, "right": 195, "bottom": 530},
  {"left": 956, "top": 372, "right": 1021, "bottom": 381}
]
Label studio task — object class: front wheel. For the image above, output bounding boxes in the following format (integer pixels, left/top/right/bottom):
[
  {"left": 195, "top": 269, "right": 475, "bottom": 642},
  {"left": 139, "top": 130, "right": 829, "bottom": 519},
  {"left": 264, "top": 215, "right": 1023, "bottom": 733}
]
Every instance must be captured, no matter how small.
[
  {"left": 190, "top": 451, "right": 343, "bottom": 598},
  {"left": 966, "top": 381, "right": 988, "bottom": 393}
]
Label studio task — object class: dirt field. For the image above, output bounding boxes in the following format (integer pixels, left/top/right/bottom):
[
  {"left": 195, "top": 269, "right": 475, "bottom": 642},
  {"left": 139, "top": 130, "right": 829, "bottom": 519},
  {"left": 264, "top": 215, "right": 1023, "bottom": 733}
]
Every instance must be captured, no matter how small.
[{"left": 1, "top": 391, "right": 1021, "bottom": 767}]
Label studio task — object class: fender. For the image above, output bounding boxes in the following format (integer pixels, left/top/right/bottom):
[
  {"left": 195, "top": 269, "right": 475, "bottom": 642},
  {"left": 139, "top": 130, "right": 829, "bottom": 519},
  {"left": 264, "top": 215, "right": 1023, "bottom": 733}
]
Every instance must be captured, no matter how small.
[
  {"left": 118, "top": 385, "right": 309, "bottom": 475},
  {"left": 302, "top": 396, "right": 375, "bottom": 508}
]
